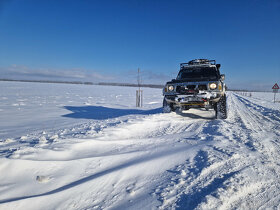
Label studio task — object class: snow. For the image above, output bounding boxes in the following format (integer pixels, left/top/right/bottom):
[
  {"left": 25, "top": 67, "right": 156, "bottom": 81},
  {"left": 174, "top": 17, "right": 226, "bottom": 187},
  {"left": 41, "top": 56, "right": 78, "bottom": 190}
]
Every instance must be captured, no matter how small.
[{"left": 0, "top": 81, "right": 280, "bottom": 209}]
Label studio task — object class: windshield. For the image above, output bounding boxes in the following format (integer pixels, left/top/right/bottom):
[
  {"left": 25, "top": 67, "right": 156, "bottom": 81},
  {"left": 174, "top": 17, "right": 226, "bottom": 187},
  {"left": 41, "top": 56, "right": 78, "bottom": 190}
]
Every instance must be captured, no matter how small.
[{"left": 177, "top": 67, "right": 219, "bottom": 80}]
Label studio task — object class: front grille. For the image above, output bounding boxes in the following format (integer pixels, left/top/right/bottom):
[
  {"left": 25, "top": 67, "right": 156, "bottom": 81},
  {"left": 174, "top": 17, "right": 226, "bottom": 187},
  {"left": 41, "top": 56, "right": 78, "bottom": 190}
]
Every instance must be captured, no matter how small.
[
  {"left": 176, "top": 86, "right": 185, "bottom": 93},
  {"left": 175, "top": 84, "right": 208, "bottom": 94},
  {"left": 176, "top": 85, "right": 199, "bottom": 94},
  {"left": 198, "top": 84, "right": 207, "bottom": 90},
  {"left": 187, "top": 85, "right": 196, "bottom": 90}
]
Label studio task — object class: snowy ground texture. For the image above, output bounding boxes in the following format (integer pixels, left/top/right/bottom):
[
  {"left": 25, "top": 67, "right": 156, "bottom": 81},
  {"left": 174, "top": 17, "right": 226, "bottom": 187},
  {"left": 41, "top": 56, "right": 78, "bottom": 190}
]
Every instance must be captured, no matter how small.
[{"left": 0, "top": 81, "right": 280, "bottom": 210}]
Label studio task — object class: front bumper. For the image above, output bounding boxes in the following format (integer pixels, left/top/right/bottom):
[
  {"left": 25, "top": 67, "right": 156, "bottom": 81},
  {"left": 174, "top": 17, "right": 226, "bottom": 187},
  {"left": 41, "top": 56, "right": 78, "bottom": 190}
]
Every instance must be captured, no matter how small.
[
  {"left": 165, "top": 92, "right": 221, "bottom": 108},
  {"left": 163, "top": 80, "right": 225, "bottom": 108}
]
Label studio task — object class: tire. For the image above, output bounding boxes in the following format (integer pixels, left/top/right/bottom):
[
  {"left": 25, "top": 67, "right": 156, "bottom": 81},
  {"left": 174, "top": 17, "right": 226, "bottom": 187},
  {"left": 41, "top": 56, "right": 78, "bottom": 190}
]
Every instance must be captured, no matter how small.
[
  {"left": 215, "top": 94, "right": 227, "bottom": 119},
  {"left": 163, "top": 97, "right": 176, "bottom": 113}
]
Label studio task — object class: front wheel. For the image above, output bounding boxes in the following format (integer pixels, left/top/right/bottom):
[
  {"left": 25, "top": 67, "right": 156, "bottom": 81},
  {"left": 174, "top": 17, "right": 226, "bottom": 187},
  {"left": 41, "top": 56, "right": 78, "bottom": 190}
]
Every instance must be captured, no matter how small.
[
  {"left": 163, "top": 97, "right": 176, "bottom": 113},
  {"left": 215, "top": 95, "right": 227, "bottom": 119}
]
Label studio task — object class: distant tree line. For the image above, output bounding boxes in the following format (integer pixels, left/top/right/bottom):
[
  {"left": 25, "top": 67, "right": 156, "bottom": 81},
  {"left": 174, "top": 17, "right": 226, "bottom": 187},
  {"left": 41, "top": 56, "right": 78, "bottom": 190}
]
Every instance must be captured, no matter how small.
[
  {"left": 98, "top": 82, "right": 164, "bottom": 89},
  {"left": 0, "top": 79, "right": 164, "bottom": 89}
]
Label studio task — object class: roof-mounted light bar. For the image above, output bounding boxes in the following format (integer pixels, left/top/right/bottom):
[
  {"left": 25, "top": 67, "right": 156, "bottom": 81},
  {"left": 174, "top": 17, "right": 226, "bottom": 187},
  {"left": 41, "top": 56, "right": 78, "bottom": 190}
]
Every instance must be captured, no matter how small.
[{"left": 180, "top": 59, "right": 216, "bottom": 69}]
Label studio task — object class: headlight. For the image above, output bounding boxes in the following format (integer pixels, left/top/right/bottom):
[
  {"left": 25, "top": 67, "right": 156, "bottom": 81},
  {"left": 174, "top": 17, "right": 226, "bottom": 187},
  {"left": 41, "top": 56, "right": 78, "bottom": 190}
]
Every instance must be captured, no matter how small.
[
  {"left": 209, "top": 83, "right": 217, "bottom": 90},
  {"left": 168, "top": 85, "right": 174, "bottom": 91}
]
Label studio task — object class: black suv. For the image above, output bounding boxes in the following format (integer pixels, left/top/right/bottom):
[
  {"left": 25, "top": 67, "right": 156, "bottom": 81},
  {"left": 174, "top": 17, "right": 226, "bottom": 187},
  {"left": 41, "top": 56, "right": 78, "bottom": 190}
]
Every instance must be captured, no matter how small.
[{"left": 163, "top": 59, "right": 227, "bottom": 119}]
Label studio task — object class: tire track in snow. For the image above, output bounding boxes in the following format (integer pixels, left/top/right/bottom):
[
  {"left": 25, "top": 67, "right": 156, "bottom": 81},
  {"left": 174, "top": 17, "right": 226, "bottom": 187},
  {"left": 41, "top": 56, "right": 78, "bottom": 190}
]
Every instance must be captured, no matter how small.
[
  {"left": 156, "top": 92, "right": 280, "bottom": 209},
  {"left": 235, "top": 95, "right": 280, "bottom": 137},
  {"left": 199, "top": 93, "right": 280, "bottom": 209},
  {"left": 205, "top": 93, "right": 280, "bottom": 209}
]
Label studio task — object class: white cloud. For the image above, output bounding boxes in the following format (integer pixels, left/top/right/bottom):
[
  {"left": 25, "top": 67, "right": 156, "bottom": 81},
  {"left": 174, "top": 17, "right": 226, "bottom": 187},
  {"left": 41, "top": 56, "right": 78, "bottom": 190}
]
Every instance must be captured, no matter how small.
[
  {"left": 226, "top": 80, "right": 276, "bottom": 91},
  {"left": 0, "top": 65, "right": 115, "bottom": 82},
  {"left": 115, "top": 69, "right": 173, "bottom": 85}
]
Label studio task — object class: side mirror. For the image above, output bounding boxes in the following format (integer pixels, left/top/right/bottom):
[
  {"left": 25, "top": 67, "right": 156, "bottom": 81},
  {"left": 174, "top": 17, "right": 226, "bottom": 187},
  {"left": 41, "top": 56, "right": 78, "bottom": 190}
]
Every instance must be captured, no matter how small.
[
  {"left": 216, "top": 64, "right": 221, "bottom": 69},
  {"left": 220, "top": 74, "right": 225, "bottom": 80}
]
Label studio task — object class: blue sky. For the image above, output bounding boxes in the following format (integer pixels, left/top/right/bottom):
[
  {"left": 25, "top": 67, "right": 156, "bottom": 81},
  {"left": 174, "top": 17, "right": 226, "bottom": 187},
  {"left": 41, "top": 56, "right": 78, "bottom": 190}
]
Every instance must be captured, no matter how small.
[{"left": 0, "top": 0, "right": 279, "bottom": 90}]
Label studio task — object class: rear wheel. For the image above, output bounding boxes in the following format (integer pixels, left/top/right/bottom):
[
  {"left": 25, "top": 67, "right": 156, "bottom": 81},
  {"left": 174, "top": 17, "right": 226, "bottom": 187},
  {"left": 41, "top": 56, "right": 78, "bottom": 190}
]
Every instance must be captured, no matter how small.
[
  {"left": 215, "top": 95, "right": 227, "bottom": 119},
  {"left": 163, "top": 97, "right": 176, "bottom": 113}
]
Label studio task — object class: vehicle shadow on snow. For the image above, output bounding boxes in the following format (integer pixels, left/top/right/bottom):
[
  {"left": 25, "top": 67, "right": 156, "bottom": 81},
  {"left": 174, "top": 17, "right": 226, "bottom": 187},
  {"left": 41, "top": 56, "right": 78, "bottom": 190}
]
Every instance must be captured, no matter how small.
[
  {"left": 175, "top": 109, "right": 216, "bottom": 120},
  {"left": 62, "top": 105, "right": 162, "bottom": 120}
]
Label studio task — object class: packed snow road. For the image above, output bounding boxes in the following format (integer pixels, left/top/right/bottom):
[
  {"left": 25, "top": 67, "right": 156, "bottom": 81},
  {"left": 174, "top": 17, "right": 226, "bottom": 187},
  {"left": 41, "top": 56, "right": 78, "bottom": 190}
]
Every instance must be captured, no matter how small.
[{"left": 0, "top": 82, "right": 280, "bottom": 209}]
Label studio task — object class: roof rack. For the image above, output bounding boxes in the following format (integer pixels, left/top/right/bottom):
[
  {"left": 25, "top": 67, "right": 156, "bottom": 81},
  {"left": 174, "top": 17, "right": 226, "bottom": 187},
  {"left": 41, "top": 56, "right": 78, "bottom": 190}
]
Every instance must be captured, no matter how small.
[{"left": 180, "top": 59, "right": 216, "bottom": 69}]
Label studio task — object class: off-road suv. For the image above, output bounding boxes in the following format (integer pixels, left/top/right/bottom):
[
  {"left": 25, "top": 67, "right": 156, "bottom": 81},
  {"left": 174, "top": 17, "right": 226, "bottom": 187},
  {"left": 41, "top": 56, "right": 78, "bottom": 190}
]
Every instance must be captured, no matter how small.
[{"left": 163, "top": 59, "right": 227, "bottom": 119}]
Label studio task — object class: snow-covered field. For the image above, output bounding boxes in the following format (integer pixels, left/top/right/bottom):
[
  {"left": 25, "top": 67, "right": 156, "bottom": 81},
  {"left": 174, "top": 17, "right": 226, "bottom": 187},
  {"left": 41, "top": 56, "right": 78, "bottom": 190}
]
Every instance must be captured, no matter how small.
[{"left": 0, "top": 81, "right": 280, "bottom": 210}]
